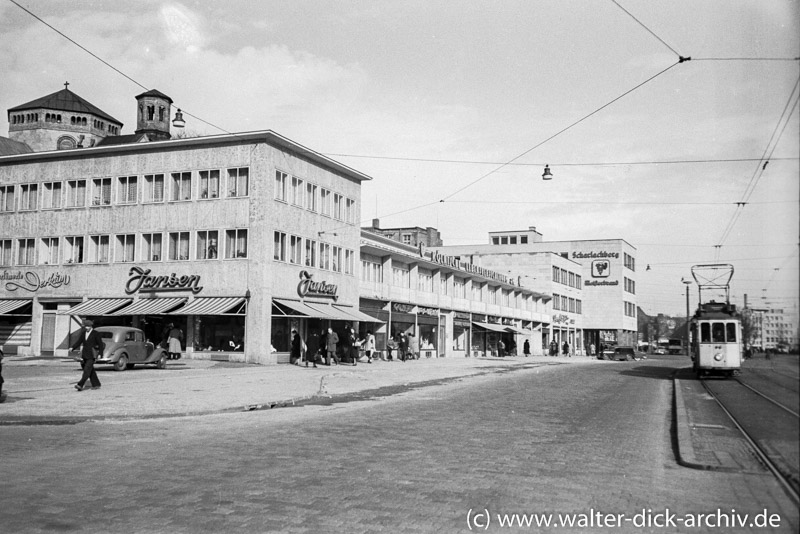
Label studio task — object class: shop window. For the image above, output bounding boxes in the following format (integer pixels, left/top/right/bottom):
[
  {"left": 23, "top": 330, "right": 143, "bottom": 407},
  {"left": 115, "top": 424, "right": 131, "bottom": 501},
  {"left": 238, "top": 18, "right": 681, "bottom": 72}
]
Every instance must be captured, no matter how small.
[
  {"left": 273, "top": 231, "right": 286, "bottom": 262},
  {"left": 274, "top": 170, "right": 288, "bottom": 202},
  {"left": 271, "top": 317, "right": 291, "bottom": 352},
  {"left": 304, "top": 239, "right": 317, "bottom": 267},
  {"left": 197, "top": 230, "right": 218, "bottom": 259},
  {"left": 226, "top": 229, "right": 248, "bottom": 259},
  {"left": 91, "top": 178, "right": 111, "bottom": 206},
  {"left": 66, "top": 180, "right": 86, "bottom": 208},
  {"left": 88, "top": 235, "right": 110, "bottom": 263},
  {"left": 17, "top": 238, "right": 35, "bottom": 265},
  {"left": 117, "top": 176, "right": 138, "bottom": 204},
  {"left": 193, "top": 315, "right": 246, "bottom": 352},
  {"left": 19, "top": 183, "right": 38, "bottom": 211},
  {"left": 40, "top": 237, "right": 59, "bottom": 264},
  {"left": 143, "top": 233, "right": 162, "bottom": 261},
  {"left": 289, "top": 235, "right": 302, "bottom": 264},
  {"left": 170, "top": 172, "right": 192, "bottom": 201},
  {"left": 305, "top": 183, "right": 317, "bottom": 212},
  {"left": 227, "top": 167, "right": 248, "bottom": 198},
  {"left": 168, "top": 232, "right": 190, "bottom": 261},
  {"left": 42, "top": 182, "right": 63, "bottom": 209},
  {"left": 291, "top": 177, "right": 304, "bottom": 206},
  {"left": 199, "top": 170, "right": 220, "bottom": 199},
  {"left": 116, "top": 234, "right": 136, "bottom": 263},
  {"left": 65, "top": 236, "right": 84, "bottom": 264},
  {"left": 0, "top": 185, "right": 15, "bottom": 212},
  {"left": 144, "top": 174, "right": 165, "bottom": 203}
]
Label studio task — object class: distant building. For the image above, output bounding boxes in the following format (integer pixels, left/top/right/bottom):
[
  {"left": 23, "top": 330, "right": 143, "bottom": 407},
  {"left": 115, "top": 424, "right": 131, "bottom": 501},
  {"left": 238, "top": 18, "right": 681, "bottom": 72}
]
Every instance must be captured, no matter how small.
[{"left": 364, "top": 219, "right": 443, "bottom": 248}]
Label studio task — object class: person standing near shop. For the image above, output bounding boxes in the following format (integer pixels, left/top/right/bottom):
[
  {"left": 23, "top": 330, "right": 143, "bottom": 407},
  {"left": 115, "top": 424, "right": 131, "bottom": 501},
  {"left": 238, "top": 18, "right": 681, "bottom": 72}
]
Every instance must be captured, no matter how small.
[
  {"left": 562, "top": 340, "right": 570, "bottom": 357},
  {"left": 589, "top": 343, "right": 596, "bottom": 357},
  {"left": 290, "top": 329, "right": 302, "bottom": 365},
  {"left": 325, "top": 327, "right": 339, "bottom": 366},
  {"left": 549, "top": 340, "right": 558, "bottom": 357},
  {"left": 398, "top": 332, "right": 408, "bottom": 362},
  {"left": 363, "top": 330, "right": 376, "bottom": 364},
  {"left": 0, "top": 346, "right": 6, "bottom": 402},
  {"left": 71, "top": 319, "right": 104, "bottom": 391},
  {"left": 523, "top": 339, "right": 531, "bottom": 357},
  {"left": 345, "top": 325, "right": 358, "bottom": 366},
  {"left": 408, "top": 332, "right": 419, "bottom": 360},
  {"left": 167, "top": 323, "right": 183, "bottom": 360}
]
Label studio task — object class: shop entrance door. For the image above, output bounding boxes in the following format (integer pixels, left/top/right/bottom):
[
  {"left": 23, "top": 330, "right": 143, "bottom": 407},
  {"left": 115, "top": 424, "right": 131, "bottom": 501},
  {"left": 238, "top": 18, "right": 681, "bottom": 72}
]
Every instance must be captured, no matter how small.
[{"left": 41, "top": 313, "right": 56, "bottom": 354}]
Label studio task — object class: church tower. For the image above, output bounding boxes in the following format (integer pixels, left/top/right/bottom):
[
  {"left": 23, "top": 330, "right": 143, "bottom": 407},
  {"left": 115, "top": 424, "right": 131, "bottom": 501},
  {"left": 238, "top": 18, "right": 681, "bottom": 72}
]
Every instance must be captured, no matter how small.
[{"left": 135, "top": 89, "right": 173, "bottom": 142}]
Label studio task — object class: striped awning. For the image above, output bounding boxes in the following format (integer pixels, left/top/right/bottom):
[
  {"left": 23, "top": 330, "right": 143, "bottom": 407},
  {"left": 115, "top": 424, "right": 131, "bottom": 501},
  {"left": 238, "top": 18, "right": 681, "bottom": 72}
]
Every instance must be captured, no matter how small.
[
  {"left": 60, "top": 298, "right": 133, "bottom": 316},
  {"left": 332, "top": 305, "right": 385, "bottom": 323},
  {"left": 170, "top": 297, "right": 246, "bottom": 315},
  {"left": 273, "top": 298, "right": 332, "bottom": 318},
  {"left": 472, "top": 321, "right": 507, "bottom": 333},
  {"left": 0, "top": 299, "right": 32, "bottom": 315},
  {"left": 505, "top": 325, "right": 528, "bottom": 335},
  {"left": 110, "top": 297, "right": 186, "bottom": 315}
]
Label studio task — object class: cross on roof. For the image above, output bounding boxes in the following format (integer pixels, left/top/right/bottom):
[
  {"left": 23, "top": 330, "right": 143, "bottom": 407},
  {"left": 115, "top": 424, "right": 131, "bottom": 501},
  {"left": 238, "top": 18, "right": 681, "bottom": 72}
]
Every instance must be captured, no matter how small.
[{"left": 64, "top": 81, "right": 69, "bottom": 90}]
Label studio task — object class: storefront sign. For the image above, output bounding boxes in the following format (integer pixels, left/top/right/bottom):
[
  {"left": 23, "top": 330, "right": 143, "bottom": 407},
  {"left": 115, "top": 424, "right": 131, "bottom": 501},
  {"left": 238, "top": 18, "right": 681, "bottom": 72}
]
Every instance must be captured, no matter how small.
[
  {"left": 454, "top": 311, "right": 471, "bottom": 321},
  {"left": 573, "top": 250, "right": 619, "bottom": 260},
  {"left": 584, "top": 280, "right": 619, "bottom": 286},
  {"left": 392, "top": 302, "right": 414, "bottom": 314},
  {"left": 297, "top": 270, "right": 338, "bottom": 301},
  {"left": 3, "top": 270, "right": 71, "bottom": 293},
  {"left": 418, "top": 306, "right": 438, "bottom": 316},
  {"left": 125, "top": 266, "right": 203, "bottom": 295},
  {"left": 419, "top": 248, "right": 510, "bottom": 285},
  {"left": 552, "top": 314, "right": 572, "bottom": 324}
]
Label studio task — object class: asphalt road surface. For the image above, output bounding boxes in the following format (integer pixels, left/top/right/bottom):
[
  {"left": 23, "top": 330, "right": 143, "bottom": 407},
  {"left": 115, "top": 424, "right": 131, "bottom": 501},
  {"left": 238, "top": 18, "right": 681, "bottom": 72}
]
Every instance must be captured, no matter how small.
[{"left": 2, "top": 356, "right": 797, "bottom": 533}]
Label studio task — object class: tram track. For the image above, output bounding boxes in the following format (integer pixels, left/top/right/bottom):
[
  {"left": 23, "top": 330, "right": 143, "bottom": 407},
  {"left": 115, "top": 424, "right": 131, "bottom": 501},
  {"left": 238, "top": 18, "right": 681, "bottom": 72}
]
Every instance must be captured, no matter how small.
[{"left": 702, "top": 378, "right": 799, "bottom": 505}]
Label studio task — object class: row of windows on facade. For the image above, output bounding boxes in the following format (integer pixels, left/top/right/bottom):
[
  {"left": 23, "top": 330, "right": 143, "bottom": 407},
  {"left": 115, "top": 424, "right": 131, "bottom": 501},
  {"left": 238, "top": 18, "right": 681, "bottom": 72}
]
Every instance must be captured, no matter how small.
[
  {"left": 491, "top": 235, "right": 530, "bottom": 245},
  {"left": 274, "top": 170, "right": 358, "bottom": 224},
  {"left": 9, "top": 113, "right": 119, "bottom": 134},
  {"left": 624, "top": 301, "right": 637, "bottom": 318},
  {"left": 552, "top": 266, "right": 582, "bottom": 289},
  {"left": 361, "top": 257, "right": 541, "bottom": 311},
  {"left": 551, "top": 293, "right": 583, "bottom": 314},
  {"left": 1, "top": 229, "right": 248, "bottom": 266},
  {"left": 623, "top": 252, "right": 636, "bottom": 271},
  {"left": 0, "top": 168, "right": 248, "bottom": 210},
  {"left": 272, "top": 230, "right": 356, "bottom": 275}
]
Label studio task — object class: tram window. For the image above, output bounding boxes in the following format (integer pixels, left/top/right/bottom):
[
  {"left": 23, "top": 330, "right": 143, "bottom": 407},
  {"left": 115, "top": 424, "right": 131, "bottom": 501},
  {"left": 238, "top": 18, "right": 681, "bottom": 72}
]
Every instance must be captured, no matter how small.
[
  {"left": 700, "top": 323, "right": 711, "bottom": 343},
  {"left": 726, "top": 323, "right": 737, "bottom": 342},
  {"left": 712, "top": 323, "right": 725, "bottom": 343}
]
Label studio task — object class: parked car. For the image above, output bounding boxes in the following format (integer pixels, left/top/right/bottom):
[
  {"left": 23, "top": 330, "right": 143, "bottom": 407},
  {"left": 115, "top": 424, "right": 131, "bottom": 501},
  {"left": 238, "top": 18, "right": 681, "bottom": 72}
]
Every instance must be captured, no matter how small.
[
  {"left": 605, "top": 346, "right": 637, "bottom": 361},
  {"left": 654, "top": 347, "right": 667, "bottom": 355},
  {"left": 71, "top": 326, "right": 167, "bottom": 371}
]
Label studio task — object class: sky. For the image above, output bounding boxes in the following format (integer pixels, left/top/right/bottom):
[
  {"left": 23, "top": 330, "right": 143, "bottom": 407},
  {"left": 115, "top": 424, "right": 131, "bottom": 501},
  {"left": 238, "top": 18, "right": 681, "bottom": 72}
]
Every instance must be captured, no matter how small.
[{"left": 1, "top": 0, "right": 798, "bottom": 317}]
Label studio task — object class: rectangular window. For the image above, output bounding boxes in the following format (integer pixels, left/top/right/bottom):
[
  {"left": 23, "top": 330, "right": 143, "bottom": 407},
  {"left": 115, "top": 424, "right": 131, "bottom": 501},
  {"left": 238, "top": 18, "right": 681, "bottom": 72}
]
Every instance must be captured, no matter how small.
[
  {"left": 521, "top": 236, "right": 528, "bottom": 244},
  {"left": 577, "top": 274, "right": 582, "bottom": 287},
  {"left": 454, "top": 278, "right": 466, "bottom": 299},
  {"left": 319, "top": 243, "right": 331, "bottom": 270},
  {"left": 577, "top": 300, "right": 582, "bottom": 314},
  {"left": 0, "top": 185, "right": 14, "bottom": 212},
  {"left": 333, "top": 194, "right": 343, "bottom": 220},
  {"left": 117, "top": 176, "right": 137, "bottom": 204},
  {"left": 115, "top": 234, "right": 136, "bottom": 263},
  {"left": 304, "top": 239, "right": 317, "bottom": 268},
  {"left": 143, "top": 233, "right": 162, "bottom": 261},
  {"left": 225, "top": 229, "right": 247, "bottom": 259},
  {"left": 66, "top": 180, "right": 86, "bottom": 208},
  {"left": 289, "top": 235, "right": 302, "bottom": 264},
  {"left": 345, "top": 249, "right": 354, "bottom": 275},
  {"left": 88, "top": 235, "right": 110, "bottom": 263},
  {"left": 65, "top": 236, "right": 84, "bottom": 264},
  {"left": 273, "top": 231, "right": 286, "bottom": 262},
  {"left": 20, "top": 183, "right": 38, "bottom": 210},
  {"left": 170, "top": 172, "right": 192, "bottom": 201},
  {"left": 196, "top": 230, "right": 219, "bottom": 259},
  {"left": 569, "top": 272, "right": 575, "bottom": 288},
  {"left": 346, "top": 198, "right": 356, "bottom": 224},
  {"left": 291, "top": 177, "right": 304, "bottom": 206},
  {"left": 227, "top": 167, "right": 249, "bottom": 197},
  {"left": 42, "top": 181, "right": 63, "bottom": 209},
  {"left": 305, "top": 183, "right": 317, "bottom": 212},
  {"left": 168, "top": 232, "right": 190, "bottom": 261},
  {"left": 91, "top": 178, "right": 111, "bottom": 206},
  {"left": 144, "top": 174, "right": 165, "bottom": 203},
  {"left": 0, "top": 239, "right": 13, "bottom": 266},
  {"left": 275, "top": 170, "right": 288, "bottom": 201},
  {"left": 199, "top": 170, "right": 220, "bottom": 199},
  {"left": 553, "top": 293, "right": 560, "bottom": 311},
  {"left": 552, "top": 266, "right": 560, "bottom": 284},
  {"left": 17, "top": 238, "right": 35, "bottom": 265},
  {"left": 40, "top": 237, "right": 59, "bottom": 264},
  {"left": 510, "top": 236, "right": 517, "bottom": 245},
  {"left": 392, "top": 266, "right": 409, "bottom": 288},
  {"left": 332, "top": 246, "right": 342, "bottom": 273},
  {"left": 320, "top": 188, "right": 331, "bottom": 216}
]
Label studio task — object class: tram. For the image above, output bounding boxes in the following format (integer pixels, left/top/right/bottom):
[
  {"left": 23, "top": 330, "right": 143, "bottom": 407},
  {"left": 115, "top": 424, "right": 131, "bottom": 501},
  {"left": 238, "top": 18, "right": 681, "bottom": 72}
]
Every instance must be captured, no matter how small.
[{"left": 689, "top": 264, "right": 743, "bottom": 377}]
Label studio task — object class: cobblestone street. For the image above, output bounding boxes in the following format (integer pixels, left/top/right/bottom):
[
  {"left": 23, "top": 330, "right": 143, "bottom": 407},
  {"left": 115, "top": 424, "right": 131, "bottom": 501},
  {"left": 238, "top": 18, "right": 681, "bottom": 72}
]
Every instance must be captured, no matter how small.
[{"left": 2, "top": 359, "right": 797, "bottom": 533}]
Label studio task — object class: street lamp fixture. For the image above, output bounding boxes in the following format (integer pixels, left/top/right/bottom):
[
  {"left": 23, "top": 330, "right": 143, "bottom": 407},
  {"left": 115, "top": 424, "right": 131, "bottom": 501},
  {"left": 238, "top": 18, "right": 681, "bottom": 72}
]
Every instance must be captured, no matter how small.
[
  {"left": 542, "top": 165, "right": 553, "bottom": 180},
  {"left": 172, "top": 109, "right": 185, "bottom": 128}
]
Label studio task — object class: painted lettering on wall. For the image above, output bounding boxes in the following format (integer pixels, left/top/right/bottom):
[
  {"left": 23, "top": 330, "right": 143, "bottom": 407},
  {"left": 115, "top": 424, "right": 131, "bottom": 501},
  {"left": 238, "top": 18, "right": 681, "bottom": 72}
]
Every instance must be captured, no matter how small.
[
  {"left": 4, "top": 271, "right": 71, "bottom": 293},
  {"left": 125, "top": 266, "right": 203, "bottom": 294},
  {"left": 584, "top": 280, "right": 619, "bottom": 286},
  {"left": 297, "top": 270, "right": 338, "bottom": 301},
  {"left": 573, "top": 251, "right": 620, "bottom": 260}
]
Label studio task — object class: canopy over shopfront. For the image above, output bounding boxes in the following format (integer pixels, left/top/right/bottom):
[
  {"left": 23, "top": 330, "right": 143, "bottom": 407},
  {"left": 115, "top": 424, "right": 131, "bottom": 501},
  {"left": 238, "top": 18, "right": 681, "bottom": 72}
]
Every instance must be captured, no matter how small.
[
  {"left": 109, "top": 297, "right": 186, "bottom": 315},
  {"left": 472, "top": 321, "right": 507, "bottom": 333},
  {"left": 273, "top": 298, "right": 382, "bottom": 323},
  {"left": 0, "top": 299, "right": 32, "bottom": 315},
  {"left": 505, "top": 325, "right": 529, "bottom": 335},
  {"left": 168, "top": 297, "right": 247, "bottom": 315},
  {"left": 59, "top": 298, "right": 132, "bottom": 316}
]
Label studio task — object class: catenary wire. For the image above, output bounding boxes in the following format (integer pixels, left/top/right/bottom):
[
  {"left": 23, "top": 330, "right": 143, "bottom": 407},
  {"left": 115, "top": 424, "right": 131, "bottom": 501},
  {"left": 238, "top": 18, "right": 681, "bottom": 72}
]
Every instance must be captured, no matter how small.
[
  {"left": 325, "top": 154, "right": 800, "bottom": 166},
  {"left": 610, "top": 0, "right": 682, "bottom": 57}
]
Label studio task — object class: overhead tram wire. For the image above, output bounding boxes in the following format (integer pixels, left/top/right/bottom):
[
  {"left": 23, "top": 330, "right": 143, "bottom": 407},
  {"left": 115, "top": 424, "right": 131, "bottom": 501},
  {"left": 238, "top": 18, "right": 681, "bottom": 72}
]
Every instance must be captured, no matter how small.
[{"left": 611, "top": 0, "right": 682, "bottom": 57}]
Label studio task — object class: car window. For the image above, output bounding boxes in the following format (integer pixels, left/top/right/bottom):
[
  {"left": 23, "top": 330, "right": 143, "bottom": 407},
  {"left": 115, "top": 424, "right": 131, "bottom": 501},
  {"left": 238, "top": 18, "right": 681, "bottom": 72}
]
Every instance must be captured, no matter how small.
[
  {"left": 135, "top": 331, "right": 144, "bottom": 342},
  {"left": 98, "top": 332, "right": 113, "bottom": 339},
  {"left": 125, "top": 331, "right": 136, "bottom": 342}
]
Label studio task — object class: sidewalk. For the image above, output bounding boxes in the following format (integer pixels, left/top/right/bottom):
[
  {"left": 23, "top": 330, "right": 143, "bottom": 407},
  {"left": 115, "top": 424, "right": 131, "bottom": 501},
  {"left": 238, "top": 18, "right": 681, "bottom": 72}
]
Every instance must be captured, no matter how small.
[{"left": 0, "top": 354, "right": 595, "bottom": 424}]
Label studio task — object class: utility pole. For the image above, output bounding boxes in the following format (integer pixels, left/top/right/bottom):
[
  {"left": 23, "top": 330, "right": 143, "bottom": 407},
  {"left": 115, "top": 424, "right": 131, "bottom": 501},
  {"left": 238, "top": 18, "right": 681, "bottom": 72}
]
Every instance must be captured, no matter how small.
[{"left": 683, "top": 280, "right": 692, "bottom": 353}]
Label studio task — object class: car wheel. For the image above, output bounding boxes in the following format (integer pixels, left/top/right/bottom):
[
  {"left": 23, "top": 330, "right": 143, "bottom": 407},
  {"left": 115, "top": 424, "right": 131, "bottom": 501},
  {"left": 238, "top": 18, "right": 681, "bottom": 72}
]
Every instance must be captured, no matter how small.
[
  {"left": 126, "top": 363, "right": 135, "bottom": 370},
  {"left": 156, "top": 354, "right": 167, "bottom": 369},
  {"left": 114, "top": 354, "right": 128, "bottom": 372}
]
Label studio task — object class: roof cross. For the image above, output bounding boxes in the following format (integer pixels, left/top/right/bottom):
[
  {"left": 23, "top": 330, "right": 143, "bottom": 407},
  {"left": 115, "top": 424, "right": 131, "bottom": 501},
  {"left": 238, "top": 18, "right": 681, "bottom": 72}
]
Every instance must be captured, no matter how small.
[{"left": 64, "top": 81, "right": 70, "bottom": 90}]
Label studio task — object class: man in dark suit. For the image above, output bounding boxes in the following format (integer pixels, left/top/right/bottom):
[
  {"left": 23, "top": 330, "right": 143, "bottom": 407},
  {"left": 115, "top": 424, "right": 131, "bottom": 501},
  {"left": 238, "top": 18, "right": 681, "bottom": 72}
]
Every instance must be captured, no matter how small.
[{"left": 70, "top": 319, "right": 104, "bottom": 391}]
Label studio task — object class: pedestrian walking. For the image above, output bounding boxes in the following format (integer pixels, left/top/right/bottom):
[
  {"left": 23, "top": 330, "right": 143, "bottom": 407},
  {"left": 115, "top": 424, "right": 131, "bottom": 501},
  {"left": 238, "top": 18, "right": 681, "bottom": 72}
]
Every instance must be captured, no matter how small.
[
  {"left": 408, "top": 332, "right": 419, "bottom": 359},
  {"left": 549, "top": 340, "right": 557, "bottom": 357},
  {"left": 589, "top": 343, "right": 596, "bottom": 357},
  {"left": 498, "top": 339, "right": 506, "bottom": 357},
  {"left": 167, "top": 323, "right": 183, "bottom": 360},
  {"left": 363, "top": 330, "right": 376, "bottom": 363},
  {"left": 325, "top": 327, "right": 340, "bottom": 365},
  {"left": 290, "top": 329, "right": 303, "bottom": 365},
  {"left": 562, "top": 340, "right": 570, "bottom": 357},
  {"left": 0, "top": 346, "right": 6, "bottom": 403},
  {"left": 398, "top": 332, "right": 408, "bottom": 362},
  {"left": 70, "top": 319, "right": 104, "bottom": 391},
  {"left": 347, "top": 326, "right": 358, "bottom": 366},
  {"left": 523, "top": 339, "right": 531, "bottom": 357}
]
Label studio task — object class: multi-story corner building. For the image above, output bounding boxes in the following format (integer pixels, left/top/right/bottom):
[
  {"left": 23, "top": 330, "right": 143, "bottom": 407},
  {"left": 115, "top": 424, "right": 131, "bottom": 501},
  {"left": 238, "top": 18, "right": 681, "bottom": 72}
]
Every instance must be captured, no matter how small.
[
  {"left": 434, "top": 226, "right": 638, "bottom": 353},
  {"left": 1, "top": 86, "right": 372, "bottom": 364},
  {"left": 359, "top": 228, "right": 551, "bottom": 356},
  {"left": 763, "top": 308, "right": 799, "bottom": 352}
]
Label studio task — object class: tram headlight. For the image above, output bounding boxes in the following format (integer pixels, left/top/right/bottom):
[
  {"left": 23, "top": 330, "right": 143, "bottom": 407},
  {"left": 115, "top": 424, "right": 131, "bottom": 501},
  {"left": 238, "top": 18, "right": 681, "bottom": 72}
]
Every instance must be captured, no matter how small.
[{"left": 714, "top": 353, "right": 723, "bottom": 361}]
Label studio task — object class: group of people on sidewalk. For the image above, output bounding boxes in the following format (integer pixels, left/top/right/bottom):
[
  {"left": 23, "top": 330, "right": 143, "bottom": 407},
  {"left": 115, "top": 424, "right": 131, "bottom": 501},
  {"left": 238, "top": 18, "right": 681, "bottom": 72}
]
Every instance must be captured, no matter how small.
[
  {"left": 548, "top": 340, "right": 573, "bottom": 357},
  {"left": 290, "top": 326, "right": 378, "bottom": 368}
]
